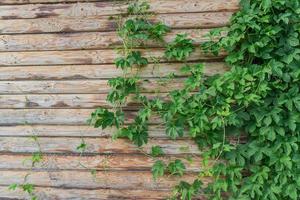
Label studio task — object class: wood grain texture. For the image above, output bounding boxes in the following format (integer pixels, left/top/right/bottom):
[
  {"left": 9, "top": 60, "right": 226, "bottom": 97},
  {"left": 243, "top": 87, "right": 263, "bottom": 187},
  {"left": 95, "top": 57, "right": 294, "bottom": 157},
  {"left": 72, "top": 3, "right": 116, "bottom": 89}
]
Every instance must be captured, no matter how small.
[
  {"left": 0, "top": 93, "right": 168, "bottom": 109},
  {"left": 0, "top": 170, "right": 205, "bottom": 190},
  {"left": 0, "top": 79, "right": 188, "bottom": 94},
  {"left": 0, "top": 29, "right": 219, "bottom": 51},
  {"left": 0, "top": 125, "right": 246, "bottom": 144},
  {"left": 0, "top": 48, "right": 224, "bottom": 66},
  {"left": 0, "top": 109, "right": 162, "bottom": 125},
  {"left": 0, "top": 12, "right": 232, "bottom": 34},
  {"left": 0, "top": 0, "right": 237, "bottom": 197},
  {"left": 0, "top": 0, "right": 238, "bottom": 19},
  {"left": 0, "top": 154, "right": 202, "bottom": 172},
  {"left": 0, "top": 62, "right": 227, "bottom": 81},
  {"left": 0, "top": 125, "right": 170, "bottom": 137},
  {"left": 0, "top": 186, "right": 175, "bottom": 200},
  {"left": 0, "top": 137, "right": 199, "bottom": 154}
]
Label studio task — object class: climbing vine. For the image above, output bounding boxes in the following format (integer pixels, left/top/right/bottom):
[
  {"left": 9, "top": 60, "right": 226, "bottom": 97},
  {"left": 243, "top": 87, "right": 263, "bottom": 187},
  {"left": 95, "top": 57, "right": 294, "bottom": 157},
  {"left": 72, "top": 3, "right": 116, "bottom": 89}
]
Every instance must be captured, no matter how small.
[{"left": 86, "top": 0, "right": 300, "bottom": 199}]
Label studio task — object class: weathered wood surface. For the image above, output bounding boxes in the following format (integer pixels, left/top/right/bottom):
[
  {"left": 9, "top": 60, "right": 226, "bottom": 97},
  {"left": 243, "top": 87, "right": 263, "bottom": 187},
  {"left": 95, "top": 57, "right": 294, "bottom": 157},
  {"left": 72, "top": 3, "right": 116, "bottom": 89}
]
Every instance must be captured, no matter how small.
[
  {"left": 0, "top": 0, "right": 238, "bottom": 19},
  {"left": 0, "top": 170, "right": 204, "bottom": 190},
  {"left": 0, "top": 0, "right": 235, "bottom": 199},
  {"left": 0, "top": 109, "right": 162, "bottom": 125},
  {"left": 0, "top": 48, "right": 225, "bottom": 66},
  {"left": 0, "top": 187, "right": 170, "bottom": 200},
  {"left": 0, "top": 12, "right": 232, "bottom": 34},
  {"left": 0, "top": 29, "right": 220, "bottom": 51},
  {"left": 0, "top": 186, "right": 175, "bottom": 200},
  {"left": 0, "top": 125, "right": 168, "bottom": 137},
  {"left": 0, "top": 137, "right": 199, "bottom": 154},
  {"left": 0, "top": 79, "right": 201, "bottom": 94},
  {"left": 0, "top": 62, "right": 227, "bottom": 80},
  {"left": 0, "top": 154, "right": 202, "bottom": 171}
]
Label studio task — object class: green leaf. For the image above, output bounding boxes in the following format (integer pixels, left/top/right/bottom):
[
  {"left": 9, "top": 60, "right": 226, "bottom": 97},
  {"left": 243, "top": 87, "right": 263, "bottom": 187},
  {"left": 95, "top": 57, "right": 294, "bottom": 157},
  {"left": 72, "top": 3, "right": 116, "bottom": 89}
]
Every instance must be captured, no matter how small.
[
  {"left": 165, "top": 34, "right": 195, "bottom": 61},
  {"left": 261, "top": 0, "right": 272, "bottom": 10},
  {"left": 166, "top": 123, "right": 184, "bottom": 140},
  {"left": 151, "top": 146, "right": 165, "bottom": 157},
  {"left": 88, "top": 108, "right": 117, "bottom": 129},
  {"left": 288, "top": 36, "right": 299, "bottom": 47},
  {"left": 76, "top": 140, "right": 87, "bottom": 153},
  {"left": 151, "top": 160, "right": 166, "bottom": 180},
  {"left": 173, "top": 180, "right": 202, "bottom": 200},
  {"left": 131, "top": 127, "right": 148, "bottom": 147},
  {"left": 167, "top": 159, "right": 186, "bottom": 176},
  {"left": 286, "top": 184, "right": 297, "bottom": 200},
  {"left": 22, "top": 183, "right": 35, "bottom": 194},
  {"left": 8, "top": 183, "right": 18, "bottom": 191}
]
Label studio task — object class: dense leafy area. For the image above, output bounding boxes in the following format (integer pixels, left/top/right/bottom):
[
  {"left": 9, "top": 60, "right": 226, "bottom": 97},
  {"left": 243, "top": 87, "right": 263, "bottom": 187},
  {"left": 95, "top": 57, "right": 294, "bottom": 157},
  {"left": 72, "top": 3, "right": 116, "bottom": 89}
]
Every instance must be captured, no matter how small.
[{"left": 89, "top": 0, "right": 300, "bottom": 199}]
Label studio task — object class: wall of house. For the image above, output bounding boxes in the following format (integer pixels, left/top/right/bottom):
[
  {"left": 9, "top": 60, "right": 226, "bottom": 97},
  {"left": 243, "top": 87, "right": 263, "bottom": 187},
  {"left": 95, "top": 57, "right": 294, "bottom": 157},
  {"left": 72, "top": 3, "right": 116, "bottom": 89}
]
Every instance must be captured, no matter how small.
[{"left": 0, "top": 0, "right": 238, "bottom": 199}]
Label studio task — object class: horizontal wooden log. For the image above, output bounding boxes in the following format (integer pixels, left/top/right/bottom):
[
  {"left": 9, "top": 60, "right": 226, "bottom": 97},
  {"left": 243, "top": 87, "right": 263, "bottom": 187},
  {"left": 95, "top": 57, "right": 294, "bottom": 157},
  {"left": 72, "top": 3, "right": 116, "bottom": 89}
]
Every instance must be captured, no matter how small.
[
  {"left": 0, "top": 62, "right": 227, "bottom": 81},
  {"left": 0, "top": 93, "right": 167, "bottom": 109},
  {"left": 0, "top": 29, "right": 218, "bottom": 51},
  {"left": 0, "top": 0, "right": 238, "bottom": 19},
  {"left": 0, "top": 136, "right": 199, "bottom": 154},
  {"left": 0, "top": 48, "right": 224, "bottom": 66},
  {"left": 0, "top": 0, "right": 104, "bottom": 4},
  {"left": 0, "top": 125, "right": 170, "bottom": 137},
  {"left": 0, "top": 125, "right": 246, "bottom": 143},
  {"left": 0, "top": 109, "right": 162, "bottom": 125},
  {"left": 0, "top": 170, "right": 205, "bottom": 190},
  {"left": 0, "top": 12, "right": 232, "bottom": 34},
  {"left": 0, "top": 154, "right": 202, "bottom": 172},
  {"left": 0, "top": 186, "right": 172, "bottom": 200},
  {"left": 0, "top": 186, "right": 177, "bottom": 200},
  {"left": 0, "top": 79, "right": 188, "bottom": 94}
]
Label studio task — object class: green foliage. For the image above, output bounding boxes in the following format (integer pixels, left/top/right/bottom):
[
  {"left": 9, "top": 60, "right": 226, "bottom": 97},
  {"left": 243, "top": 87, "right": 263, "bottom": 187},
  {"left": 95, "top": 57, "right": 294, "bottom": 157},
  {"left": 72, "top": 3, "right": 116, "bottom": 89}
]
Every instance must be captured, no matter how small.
[
  {"left": 127, "top": 1, "right": 150, "bottom": 15},
  {"left": 88, "top": 108, "right": 124, "bottom": 129},
  {"left": 165, "top": 34, "right": 195, "bottom": 61},
  {"left": 151, "top": 160, "right": 166, "bottom": 180},
  {"left": 167, "top": 159, "right": 186, "bottom": 176},
  {"left": 171, "top": 180, "right": 203, "bottom": 200},
  {"left": 115, "top": 51, "right": 148, "bottom": 69},
  {"left": 76, "top": 139, "right": 87, "bottom": 153},
  {"left": 30, "top": 152, "right": 42, "bottom": 167},
  {"left": 151, "top": 145, "right": 165, "bottom": 157},
  {"left": 89, "top": 0, "right": 300, "bottom": 200},
  {"left": 9, "top": 183, "right": 37, "bottom": 200}
]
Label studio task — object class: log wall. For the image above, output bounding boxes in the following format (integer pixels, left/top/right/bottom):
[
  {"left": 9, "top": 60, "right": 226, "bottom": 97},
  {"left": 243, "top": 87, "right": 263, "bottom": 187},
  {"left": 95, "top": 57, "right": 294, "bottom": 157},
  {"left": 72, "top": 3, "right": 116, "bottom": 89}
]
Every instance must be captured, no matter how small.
[{"left": 0, "top": 0, "right": 238, "bottom": 199}]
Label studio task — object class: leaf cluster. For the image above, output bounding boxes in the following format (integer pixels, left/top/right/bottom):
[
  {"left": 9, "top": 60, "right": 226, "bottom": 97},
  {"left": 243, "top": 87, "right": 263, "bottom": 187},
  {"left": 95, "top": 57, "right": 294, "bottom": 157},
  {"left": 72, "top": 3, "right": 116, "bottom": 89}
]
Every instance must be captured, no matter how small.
[
  {"left": 89, "top": 0, "right": 300, "bottom": 200},
  {"left": 151, "top": 159, "right": 186, "bottom": 180}
]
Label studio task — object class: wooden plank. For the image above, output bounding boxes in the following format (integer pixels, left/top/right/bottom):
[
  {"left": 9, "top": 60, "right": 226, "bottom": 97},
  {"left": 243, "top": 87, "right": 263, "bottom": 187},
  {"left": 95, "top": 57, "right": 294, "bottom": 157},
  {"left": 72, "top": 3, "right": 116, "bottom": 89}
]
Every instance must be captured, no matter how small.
[
  {"left": 0, "top": 48, "right": 224, "bottom": 66},
  {"left": 0, "top": 137, "right": 199, "bottom": 154},
  {"left": 0, "top": 125, "right": 246, "bottom": 144},
  {"left": 0, "top": 170, "right": 204, "bottom": 190},
  {"left": 0, "top": 79, "right": 188, "bottom": 94},
  {"left": 0, "top": 154, "right": 202, "bottom": 172},
  {"left": 0, "top": 0, "right": 238, "bottom": 19},
  {"left": 0, "top": 93, "right": 120, "bottom": 108},
  {"left": 0, "top": 109, "right": 162, "bottom": 125},
  {"left": 0, "top": 125, "right": 170, "bottom": 137},
  {"left": 0, "top": 0, "right": 103, "bottom": 4},
  {"left": 0, "top": 93, "right": 168, "bottom": 109},
  {"left": 0, "top": 12, "right": 232, "bottom": 34},
  {"left": 0, "top": 186, "right": 174, "bottom": 200},
  {"left": 0, "top": 29, "right": 219, "bottom": 51},
  {"left": 0, "top": 0, "right": 104, "bottom": 4},
  {"left": 0, "top": 186, "right": 172, "bottom": 200},
  {"left": 0, "top": 62, "right": 227, "bottom": 81}
]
